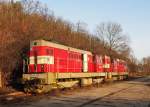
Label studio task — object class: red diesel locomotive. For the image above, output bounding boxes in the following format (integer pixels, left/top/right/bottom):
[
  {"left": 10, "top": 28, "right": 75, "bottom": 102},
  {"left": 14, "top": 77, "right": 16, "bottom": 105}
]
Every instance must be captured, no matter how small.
[{"left": 23, "top": 40, "right": 128, "bottom": 93}]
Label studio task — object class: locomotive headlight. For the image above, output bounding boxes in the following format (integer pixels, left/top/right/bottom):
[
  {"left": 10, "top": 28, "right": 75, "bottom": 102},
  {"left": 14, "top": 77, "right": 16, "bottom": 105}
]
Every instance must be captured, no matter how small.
[
  {"left": 41, "top": 64, "right": 44, "bottom": 68},
  {"left": 41, "top": 64, "right": 44, "bottom": 72}
]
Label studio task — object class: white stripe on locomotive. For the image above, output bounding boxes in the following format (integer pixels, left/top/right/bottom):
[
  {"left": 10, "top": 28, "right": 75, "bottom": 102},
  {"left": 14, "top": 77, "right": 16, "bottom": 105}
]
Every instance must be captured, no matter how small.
[{"left": 29, "top": 56, "right": 54, "bottom": 64}]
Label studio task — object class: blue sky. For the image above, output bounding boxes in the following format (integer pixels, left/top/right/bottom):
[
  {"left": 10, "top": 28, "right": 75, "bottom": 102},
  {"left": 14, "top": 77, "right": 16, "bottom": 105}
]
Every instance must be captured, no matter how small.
[{"left": 16, "top": 0, "right": 150, "bottom": 59}]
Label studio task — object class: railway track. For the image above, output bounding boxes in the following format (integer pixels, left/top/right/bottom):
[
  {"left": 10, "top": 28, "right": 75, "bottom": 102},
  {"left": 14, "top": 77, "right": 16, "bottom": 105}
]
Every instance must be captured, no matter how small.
[
  {"left": 76, "top": 77, "right": 150, "bottom": 107},
  {"left": 0, "top": 76, "right": 150, "bottom": 107},
  {"left": 76, "top": 85, "right": 134, "bottom": 107}
]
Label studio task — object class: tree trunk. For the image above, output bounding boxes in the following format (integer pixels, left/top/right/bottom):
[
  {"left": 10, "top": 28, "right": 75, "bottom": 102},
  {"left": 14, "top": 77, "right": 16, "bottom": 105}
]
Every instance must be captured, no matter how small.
[{"left": 0, "top": 69, "right": 2, "bottom": 88}]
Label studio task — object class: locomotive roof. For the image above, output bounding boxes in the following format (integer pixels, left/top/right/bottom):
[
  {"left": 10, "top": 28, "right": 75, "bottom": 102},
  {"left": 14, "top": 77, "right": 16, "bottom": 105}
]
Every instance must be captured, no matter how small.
[{"left": 31, "top": 40, "right": 92, "bottom": 55}]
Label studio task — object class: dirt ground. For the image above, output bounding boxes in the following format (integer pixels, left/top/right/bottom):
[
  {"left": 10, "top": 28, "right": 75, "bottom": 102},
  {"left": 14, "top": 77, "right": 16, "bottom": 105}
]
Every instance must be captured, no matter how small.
[{"left": 0, "top": 76, "right": 150, "bottom": 107}]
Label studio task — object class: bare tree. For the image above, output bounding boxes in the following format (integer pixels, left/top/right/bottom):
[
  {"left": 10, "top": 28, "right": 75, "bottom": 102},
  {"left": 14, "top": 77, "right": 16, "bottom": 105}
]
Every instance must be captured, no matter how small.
[
  {"left": 142, "top": 56, "right": 150, "bottom": 65},
  {"left": 141, "top": 56, "right": 150, "bottom": 73},
  {"left": 76, "top": 21, "right": 88, "bottom": 33},
  {"left": 96, "top": 22, "right": 130, "bottom": 57}
]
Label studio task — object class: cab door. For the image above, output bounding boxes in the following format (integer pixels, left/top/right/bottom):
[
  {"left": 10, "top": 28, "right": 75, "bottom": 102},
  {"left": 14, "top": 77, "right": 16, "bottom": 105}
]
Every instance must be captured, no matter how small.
[{"left": 83, "top": 53, "right": 88, "bottom": 72}]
